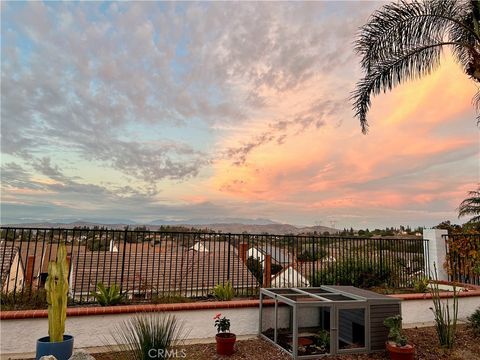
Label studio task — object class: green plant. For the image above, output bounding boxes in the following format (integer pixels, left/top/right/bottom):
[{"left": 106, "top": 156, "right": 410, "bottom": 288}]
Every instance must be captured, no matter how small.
[
  {"left": 316, "top": 329, "right": 330, "bottom": 348},
  {"left": 297, "top": 245, "right": 327, "bottom": 262},
  {"left": 429, "top": 263, "right": 458, "bottom": 349},
  {"left": 45, "top": 242, "right": 69, "bottom": 342},
  {"left": 109, "top": 313, "right": 186, "bottom": 360},
  {"left": 246, "top": 257, "right": 263, "bottom": 286},
  {"left": 0, "top": 288, "right": 48, "bottom": 310},
  {"left": 383, "top": 315, "right": 408, "bottom": 347},
  {"left": 91, "top": 283, "right": 124, "bottom": 306},
  {"left": 413, "top": 277, "right": 429, "bottom": 293},
  {"left": 151, "top": 293, "right": 192, "bottom": 304},
  {"left": 213, "top": 313, "right": 231, "bottom": 333},
  {"left": 467, "top": 307, "right": 480, "bottom": 335},
  {"left": 352, "top": 0, "right": 480, "bottom": 133},
  {"left": 311, "top": 257, "right": 392, "bottom": 288},
  {"left": 213, "top": 281, "right": 234, "bottom": 301}
]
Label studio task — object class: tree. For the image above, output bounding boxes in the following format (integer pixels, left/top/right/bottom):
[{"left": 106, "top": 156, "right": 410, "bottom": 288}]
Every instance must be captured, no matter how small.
[
  {"left": 458, "top": 186, "right": 480, "bottom": 224},
  {"left": 352, "top": 0, "right": 480, "bottom": 133}
]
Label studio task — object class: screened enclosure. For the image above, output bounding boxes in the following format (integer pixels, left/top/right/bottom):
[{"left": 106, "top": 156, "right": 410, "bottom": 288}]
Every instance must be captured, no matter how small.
[{"left": 259, "top": 286, "right": 401, "bottom": 359}]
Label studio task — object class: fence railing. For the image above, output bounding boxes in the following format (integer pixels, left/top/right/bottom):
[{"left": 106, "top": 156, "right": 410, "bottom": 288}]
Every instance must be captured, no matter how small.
[
  {"left": 0, "top": 227, "right": 429, "bottom": 307},
  {"left": 444, "top": 233, "right": 480, "bottom": 285}
]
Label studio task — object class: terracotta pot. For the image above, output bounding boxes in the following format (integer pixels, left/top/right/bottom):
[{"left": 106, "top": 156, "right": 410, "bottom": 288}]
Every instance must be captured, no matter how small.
[
  {"left": 386, "top": 341, "right": 415, "bottom": 360},
  {"left": 216, "top": 332, "right": 236, "bottom": 356}
]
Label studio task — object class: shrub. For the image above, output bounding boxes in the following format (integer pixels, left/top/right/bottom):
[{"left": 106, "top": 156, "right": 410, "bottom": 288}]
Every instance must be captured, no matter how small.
[
  {"left": 213, "top": 281, "right": 235, "bottom": 301},
  {"left": 297, "top": 244, "right": 327, "bottom": 262},
  {"left": 109, "top": 313, "right": 186, "bottom": 360},
  {"left": 0, "top": 288, "right": 48, "bottom": 310},
  {"left": 246, "top": 256, "right": 263, "bottom": 286},
  {"left": 86, "top": 238, "right": 109, "bottom": 251},
  {"left": 151, "top": 293, "right": 192, "bottom": 304},
  {"left": 270, "top": 263, "right": 283, "bottom": 275},
  {"left": 91, "top": 283, "right": 125, "bottom": 306},
  {"left": 310, "top": 257, "right": 392, "bottom": 288},
  {"left": 429, "top": 264, "right": 458, "bottom": 349},
  {"left": 468, "top": 307, "right": 480, "bottom": 335},
  {"left": 413, "top": 277, "right": 429, "bottom": 293}
]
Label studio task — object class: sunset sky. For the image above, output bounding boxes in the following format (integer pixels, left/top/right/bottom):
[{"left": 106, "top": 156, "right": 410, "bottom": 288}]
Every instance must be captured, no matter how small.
[{"left": 1, "top": 1, "right": 478, "bottom": 228}]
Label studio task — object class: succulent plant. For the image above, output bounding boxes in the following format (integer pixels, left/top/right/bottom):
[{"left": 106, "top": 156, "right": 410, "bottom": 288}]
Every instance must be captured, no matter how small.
[{"left": 45, "top": 243, "right": 69, "bottom": 343}]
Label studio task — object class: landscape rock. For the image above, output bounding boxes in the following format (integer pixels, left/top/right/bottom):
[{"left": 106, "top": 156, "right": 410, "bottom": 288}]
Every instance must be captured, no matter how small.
[{"left": 68, "top": 350, "right": 96, "bottom": 360}]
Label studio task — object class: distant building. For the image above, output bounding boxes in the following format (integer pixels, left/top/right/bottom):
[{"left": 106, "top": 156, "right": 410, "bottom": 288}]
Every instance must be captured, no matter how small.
[{"left": 0, "top": 245, "right": 24, "bottom": 293}]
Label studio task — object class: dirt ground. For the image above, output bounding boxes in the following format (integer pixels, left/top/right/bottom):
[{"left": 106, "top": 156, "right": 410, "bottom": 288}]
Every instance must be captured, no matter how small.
[{"left": 91, "top": 324, "right": 479, "bottom": 360}]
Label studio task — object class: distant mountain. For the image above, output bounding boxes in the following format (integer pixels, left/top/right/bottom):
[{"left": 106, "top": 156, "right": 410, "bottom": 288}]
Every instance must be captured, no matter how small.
[
  {"left": 148, "top": 217, "right": 279, "bottom": 226},
  {"left": 189, "top": 223, "right": 339, "bottom": 235},
  {"left": 2, "top": 218, "right": 338, "bottom": 235}
]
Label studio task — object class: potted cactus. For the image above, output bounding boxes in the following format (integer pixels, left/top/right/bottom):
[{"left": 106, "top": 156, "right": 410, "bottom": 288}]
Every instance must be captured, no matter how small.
[
  {"left": 383, "top": 315, "right": 415, "bottom": 360},
  {"left": 36, "top": 243, "right": 74, "bottom": 360}
]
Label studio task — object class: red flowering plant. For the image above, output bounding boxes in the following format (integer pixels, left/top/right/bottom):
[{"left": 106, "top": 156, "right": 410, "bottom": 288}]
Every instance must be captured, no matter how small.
[{"left": 213, "top": 313, "right": 231, "bottom": 333}]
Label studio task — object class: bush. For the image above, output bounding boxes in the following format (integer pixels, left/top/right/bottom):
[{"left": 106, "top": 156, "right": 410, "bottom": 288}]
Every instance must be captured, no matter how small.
[
  {"left": 91, "top": 283, "right": 125, "bottom": 306},
  {"left": 429, "top": 264, "right": 458, "bottom": 349},
  {"left": 213, "top": 281, "right": 235, "bottom": 301},
  {"left": 109, "top": 313, "right": 186, "bottom": 360},
  {"left": 0, "top": 288, "right": 48, "bottom": 310},
  {"left": 270, "top": 263, "right": 283, "bottom": 275},
  {"left": 151, "top": 293, "right": 192, "bottom": 304},
  {"left": 413, "top": 277, "right": 429, "bottom": 293},
  {"left": 87, "top": 238, "right": 109, "bottom": 251},
  {"left": 297, "top": 244, "right": 327, "bottom": 262},
  {"left": 467, "top": 307, "right": 480, "bottom": 335},
  {"left": 246, "top": 257, "right": 263, "bottom": 286},
  {"left": 310, "top": 257, "right": 392, "bottom": 288}
]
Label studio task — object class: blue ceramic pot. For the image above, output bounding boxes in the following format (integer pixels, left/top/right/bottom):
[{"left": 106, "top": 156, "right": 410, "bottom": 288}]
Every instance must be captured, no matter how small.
[{"left": 36, "top": 335, "right": 74, "bottom": 360}]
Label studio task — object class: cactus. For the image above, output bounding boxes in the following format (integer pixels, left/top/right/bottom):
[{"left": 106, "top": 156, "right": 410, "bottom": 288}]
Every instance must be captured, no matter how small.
[{"left": 45, "top": 243, "right": 69, "bottom": 343}]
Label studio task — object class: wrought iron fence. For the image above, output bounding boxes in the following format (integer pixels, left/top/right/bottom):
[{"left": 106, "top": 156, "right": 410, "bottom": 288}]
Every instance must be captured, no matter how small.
[
  {"left": 444, "top": 233, "right": 480, "bottom": 285},
  {"left": 0, "top": 227, "right": 429, "bottom": 307}
]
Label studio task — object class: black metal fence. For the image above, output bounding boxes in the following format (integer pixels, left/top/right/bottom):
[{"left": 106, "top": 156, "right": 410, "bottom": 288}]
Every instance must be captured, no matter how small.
[
  {"left": 444, "top": 233, "right": 480, "bottom": 285},
  {"left": 0, "top": 227, "right": 429, "bottom": 307}
]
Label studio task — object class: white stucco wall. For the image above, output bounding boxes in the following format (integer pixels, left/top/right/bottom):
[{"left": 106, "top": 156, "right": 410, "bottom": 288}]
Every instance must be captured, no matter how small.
[
  {"left": 2, "top": 295, "right": 479, "bottom": 355},
  {"left": 400, "top": 295, "right": 480, "bottom": 325}
]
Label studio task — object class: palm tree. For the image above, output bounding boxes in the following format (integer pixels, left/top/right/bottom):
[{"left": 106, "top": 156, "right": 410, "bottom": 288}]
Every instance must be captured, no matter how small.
[
  {"left": 458, "top": 186, "right": 480, "bottom": 223},
  {"left": 352, "top": 0, "right": 480, "bottom": 133}
]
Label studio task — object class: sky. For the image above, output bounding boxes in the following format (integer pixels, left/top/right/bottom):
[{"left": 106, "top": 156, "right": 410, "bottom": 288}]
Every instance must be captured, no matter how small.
[{"left": 1, "top": 1, "right": 478, "bottom": 228}]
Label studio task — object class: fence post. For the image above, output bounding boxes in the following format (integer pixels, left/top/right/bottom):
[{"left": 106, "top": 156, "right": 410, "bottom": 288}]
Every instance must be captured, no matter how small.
[
  {"left": 119, "top": 228, "right": 128, "bottom": 296},
  {"left": 227, "top": 234, "right": 231, "bottom": 282},
  {"left": 422, "top": 228, "right": 448, "bottom": 281},
  {"left": 263, "top": 254, "right": 272, "bottom": 287}
]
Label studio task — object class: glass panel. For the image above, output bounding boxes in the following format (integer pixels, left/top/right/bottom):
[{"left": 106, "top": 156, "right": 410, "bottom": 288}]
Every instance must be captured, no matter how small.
[{"left": 338, "top": 308, "right": 366, "bottom": 350}]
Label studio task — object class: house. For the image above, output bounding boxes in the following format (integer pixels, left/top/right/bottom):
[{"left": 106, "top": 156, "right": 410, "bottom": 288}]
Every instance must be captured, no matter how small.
[
  {"left": 70, "top": 244, "right": 259, "bottom": 300},
  {"left": 0, "top": 245, "right": 24, "bottom": 293},
  {"left": 270, "top": 265, "right": 310, "bottom": 288},
  {"left": 246, "top": 245, "right": 293, "bottom": 268}
]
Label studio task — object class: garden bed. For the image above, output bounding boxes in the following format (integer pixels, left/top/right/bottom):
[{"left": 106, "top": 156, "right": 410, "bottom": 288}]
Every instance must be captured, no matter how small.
[{"left": 90, "top": 324, "right": 478, "bottom": 360}]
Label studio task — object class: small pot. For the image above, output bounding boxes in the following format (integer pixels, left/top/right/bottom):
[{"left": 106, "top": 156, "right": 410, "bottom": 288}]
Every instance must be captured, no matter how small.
[
  {"left": 215, "top": 332, "right": 236, "bottom": 356},
  {"left": 36, "top": 335, "right": 74, "bottom": 360},
  {"left": 386, "top": 341, "right": 415, "bottom": 360}
]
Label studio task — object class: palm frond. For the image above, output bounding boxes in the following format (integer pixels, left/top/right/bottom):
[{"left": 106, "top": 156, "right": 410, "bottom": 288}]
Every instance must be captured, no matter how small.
[
  {"left": 355, "top": 0, "right": 472, "bottom": 72},
  {"left": 473, "top": 90, "right": 480, "bottom": 126},
  {"left": 458, "top": 187, "right": 480, "bottom": 224},
  {"left": 353, "top": 0, "right": 480, "bottom": 132},
  {"left": 352, "top": 43, "right": 445, "bottom": 133}
]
